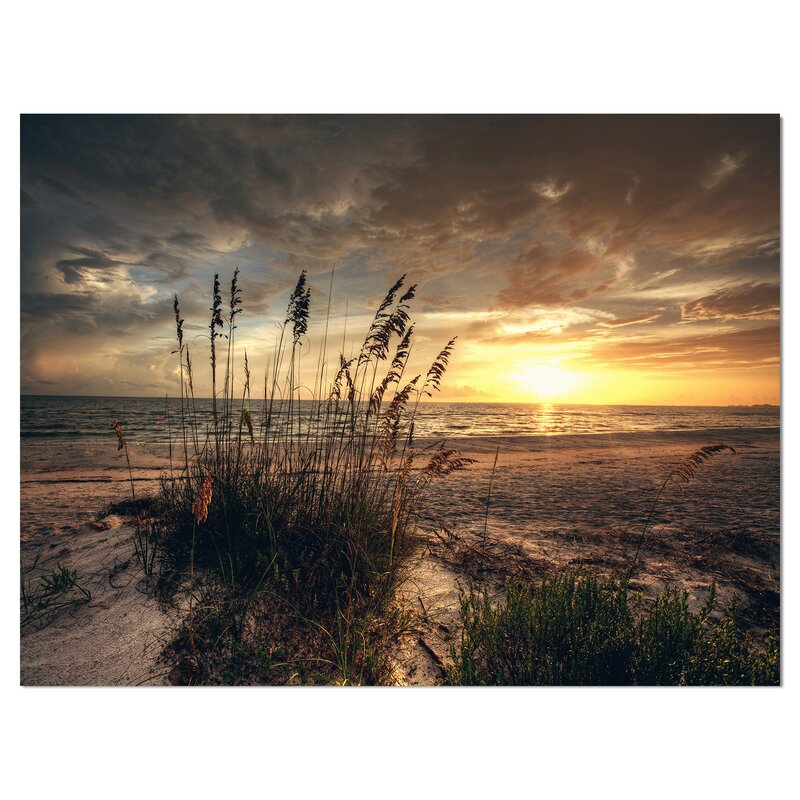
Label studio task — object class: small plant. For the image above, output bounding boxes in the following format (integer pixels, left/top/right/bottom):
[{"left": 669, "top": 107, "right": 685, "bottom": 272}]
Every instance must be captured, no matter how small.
[
  {"left": 628, "top": 444, "right": 736, "bottom": 575},
  {"left": 20, "top": 557, "right": 91, "bottom": 630},
  {"left": 447, "top": 572, "right": 778, "bottom": 686},
  {"left": 40, "top": 564, "right": 78, "bottom": 595}
]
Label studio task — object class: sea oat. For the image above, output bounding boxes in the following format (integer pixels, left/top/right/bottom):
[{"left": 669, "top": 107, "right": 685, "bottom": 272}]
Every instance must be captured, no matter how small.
[
  {"left": 286, "top": 270, "right": 311, "bottom": 344},
  {"left": 112, "top": 420, "right": 126, "bottom": 451},
  {"left": 229, "top": 267, "right": 243, "bottom": 325},
  {"left": 192, "top": 475, "right": 213, "bottom": 525},
  {"left": 173, "top": 294, "right": 184, "bottom": 351},
  {"left": 369, "top": 325, "right": 415, "bottom": 416},
  {"left": 242, "top": 407, "right": 255, "bottom": 443},
  {"left": 668, "top": 444, "right": 737, "bottom": 488},
  {"left": 422, "top": 337, "right": 457, "bottom": 397},
  {"left": 360, "top": 276, "right": 416, "bottom": 365},
  {"left": 628, "top": 443, "right": 737, "bottom": 574}
]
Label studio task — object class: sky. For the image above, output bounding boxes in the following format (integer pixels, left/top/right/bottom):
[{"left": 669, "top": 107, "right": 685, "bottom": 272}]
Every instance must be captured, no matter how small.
[{"left": 20, "top": 114, "right": 780, "bottom": 405}]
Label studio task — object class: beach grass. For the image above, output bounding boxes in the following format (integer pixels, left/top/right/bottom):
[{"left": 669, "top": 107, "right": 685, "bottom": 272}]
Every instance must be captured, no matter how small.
[
  {"left": 117, "top": 269, "right": 472, "bottom": 684},
  {"left": 447, "top": 572, "right": 779, "bottom": 686}
]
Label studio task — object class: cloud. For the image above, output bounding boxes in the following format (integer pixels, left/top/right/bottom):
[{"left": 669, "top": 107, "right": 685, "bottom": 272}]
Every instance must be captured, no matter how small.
[
  {"left": 532, "top": 178, "right": 571, "bottom": 200},
  {"left": 436, "top": 384, "right": 489, "bottom": 399},
  {"left": 21, "top": 189, "right": 38, "bottom": 208},
  {"left": 21, "top": 115, "right": 780, "bottom": 286},
  {"left": 41, "top": 176, "right": 85, "bottom": 201},
  {"left": 19, "top": 115, "right": 780, "bottom": 397},
  {"left": 702, "top": 151, "right": 747, "bottom": 190},
  {"left": 598, "top": 313, "right": 662, "bottom": 328},
  {"left": 681, "top": 282, "right": 780, "bottom": 321},
  {"left": 497, "top": 245, "right": 602, "bottom": 308},
  {"left": 579, "top": 326, "right": 779, "bottom": 371},
  {"left": 55, "top": 247, "right": 126, "bottom": 285}
]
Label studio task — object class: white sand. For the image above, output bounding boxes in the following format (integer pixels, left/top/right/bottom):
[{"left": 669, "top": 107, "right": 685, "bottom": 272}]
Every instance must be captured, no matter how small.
[{"left": 20, "top": 518, "right": 171, "bottom": 686}]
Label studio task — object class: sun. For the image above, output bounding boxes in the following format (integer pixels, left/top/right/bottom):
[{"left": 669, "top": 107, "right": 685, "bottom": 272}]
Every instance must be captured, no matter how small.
[{"left": 518, "top": 363, "right": 582, "bottom": 400}]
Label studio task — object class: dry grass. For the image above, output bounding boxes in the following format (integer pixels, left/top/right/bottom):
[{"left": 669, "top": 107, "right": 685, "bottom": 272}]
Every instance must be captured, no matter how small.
[{"left": 628, "top": 444, "right": 737, "bottom": 575}]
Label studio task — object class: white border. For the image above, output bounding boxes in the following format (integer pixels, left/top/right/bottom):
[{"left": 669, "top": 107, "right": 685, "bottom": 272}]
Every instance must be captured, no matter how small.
[{"left": 3, "top": 2, "right": 796, "bottom": 798}]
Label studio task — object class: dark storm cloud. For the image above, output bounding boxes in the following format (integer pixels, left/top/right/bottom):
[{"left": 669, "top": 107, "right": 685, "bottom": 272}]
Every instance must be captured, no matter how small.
[
  {"left": 21, "top": 289, "right": 173, "bottom": 333},
  {"left": 21, "top": 115, "right": 779, "bottom": 281},
  {"left": 167, "top": 230, "right": 211, "bottom": 248},
  {"left": 363, "top": 115, "right": 778, "bottom": 283},
  {"left": 55, "top": 246, "right": 125, "bottom": 285},
  {"left": 21, "top": 189, "right": 38, "bottom": 208},
  {"left": 41, "top": 176, "right": 86, "bottom": 202}
]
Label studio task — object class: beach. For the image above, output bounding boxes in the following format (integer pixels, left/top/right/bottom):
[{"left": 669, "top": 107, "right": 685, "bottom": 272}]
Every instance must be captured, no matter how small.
[{"left": 20, "top": 421, "right": 780, "bottom": 685}]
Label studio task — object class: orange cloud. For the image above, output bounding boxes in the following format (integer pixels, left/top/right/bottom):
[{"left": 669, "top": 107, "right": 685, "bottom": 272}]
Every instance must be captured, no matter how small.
[
  {"left": 598, "top": 313, "right": 662, "bottom": 328},
  {"left": 681, "top": 283, "right": 779, "bottom": 321},
  {"left": 579, "top": 325, "right": 779, "bottom": 370}
]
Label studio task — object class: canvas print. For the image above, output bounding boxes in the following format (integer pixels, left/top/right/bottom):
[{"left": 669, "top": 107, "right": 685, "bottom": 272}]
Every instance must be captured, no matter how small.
[{"left": 20, "top": 115, "right": 780, "bottom": 686}]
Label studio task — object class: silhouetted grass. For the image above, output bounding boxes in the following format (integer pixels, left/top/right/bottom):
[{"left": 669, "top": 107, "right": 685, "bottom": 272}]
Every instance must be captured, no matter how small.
[
  {"left": 447, "top": 573, "right": 779, "bottom": 686},
  {"left": 117, "top": 269, "right": 471, "bottom": 684}
]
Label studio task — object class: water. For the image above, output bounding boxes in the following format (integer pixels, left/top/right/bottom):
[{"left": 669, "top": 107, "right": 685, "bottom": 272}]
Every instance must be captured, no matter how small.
[{"left": 20, "top": 395, "right": 780, "bottom": 443}]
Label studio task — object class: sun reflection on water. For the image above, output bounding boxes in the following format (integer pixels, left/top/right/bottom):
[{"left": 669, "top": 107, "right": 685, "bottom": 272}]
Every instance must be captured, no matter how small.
[{"left": 534, "top": 403, "right": 556, "bottom": 434}]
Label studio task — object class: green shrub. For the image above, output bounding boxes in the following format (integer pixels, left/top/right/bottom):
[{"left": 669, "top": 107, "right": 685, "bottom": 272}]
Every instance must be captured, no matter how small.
[{"left": 448, "top": 573, "right": 778, "bottom": 686}]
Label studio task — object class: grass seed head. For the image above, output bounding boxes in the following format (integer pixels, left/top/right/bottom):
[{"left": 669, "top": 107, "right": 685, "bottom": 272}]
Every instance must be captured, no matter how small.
[
  {"left": 192, "top": 475, "right": 213, "bottom": 525},
  {"left": 112, "top": 420, "right": 126, "bottom": 451}
]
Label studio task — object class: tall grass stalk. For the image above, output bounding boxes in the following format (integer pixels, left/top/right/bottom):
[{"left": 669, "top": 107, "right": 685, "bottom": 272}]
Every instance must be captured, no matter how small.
[
  {"left": 146, "top": 269, "right": 471, "bottom": 683},
  {"left": 483, "top": 446, "right": 500, "bottom": 542},
  {"left": 113, "top": 420, "right": 156, "bottom": 578},
  {"left": 628, "top": 444, "right": 736, "bottom": 576}
]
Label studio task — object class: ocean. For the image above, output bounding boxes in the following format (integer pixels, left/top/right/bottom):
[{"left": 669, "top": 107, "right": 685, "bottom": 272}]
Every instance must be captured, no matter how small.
[{"left": 21, "top": 395, "right": 780, "bottom": 443}]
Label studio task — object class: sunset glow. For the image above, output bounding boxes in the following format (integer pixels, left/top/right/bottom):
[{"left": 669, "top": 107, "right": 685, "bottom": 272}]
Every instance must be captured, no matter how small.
[
  {"left": 516, "top": 363, "right": 583, "bottom": 401},
  {"left": 20, "top": 115, "right": 780, "bottom": 405}
]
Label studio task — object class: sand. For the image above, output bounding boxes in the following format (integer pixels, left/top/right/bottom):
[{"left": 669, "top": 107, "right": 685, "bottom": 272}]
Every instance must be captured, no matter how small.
[
  {"left": 20, "top": 442, "right": 178, "bottom": 685},
  {"left": 20, "top": 426, "right": 780, "bottom": 685},
  {"left": 20, "top": 520, "right": 171, "bottom": 686},
  {"left": 390, "top": 427, "right": 780, "bottom": 683}
]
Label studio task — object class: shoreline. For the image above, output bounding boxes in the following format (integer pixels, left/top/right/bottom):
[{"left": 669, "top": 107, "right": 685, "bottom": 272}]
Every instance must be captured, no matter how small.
[
  {"left": 20, "top": 423, "right": 781, "bottom": 445},
  {"left": 21, "top": 425, "right": 779, "bottom": 535}
]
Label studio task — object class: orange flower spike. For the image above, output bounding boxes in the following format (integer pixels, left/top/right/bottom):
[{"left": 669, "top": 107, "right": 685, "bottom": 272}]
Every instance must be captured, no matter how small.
[{"left": 191, "top": 475, "right": 213, "bottom": 524}]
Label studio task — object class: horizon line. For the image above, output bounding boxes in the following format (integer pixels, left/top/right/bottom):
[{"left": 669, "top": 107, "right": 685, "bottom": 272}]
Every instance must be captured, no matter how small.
[{"left": 19, "top": 393, "right": 780, "bottom": 409}]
